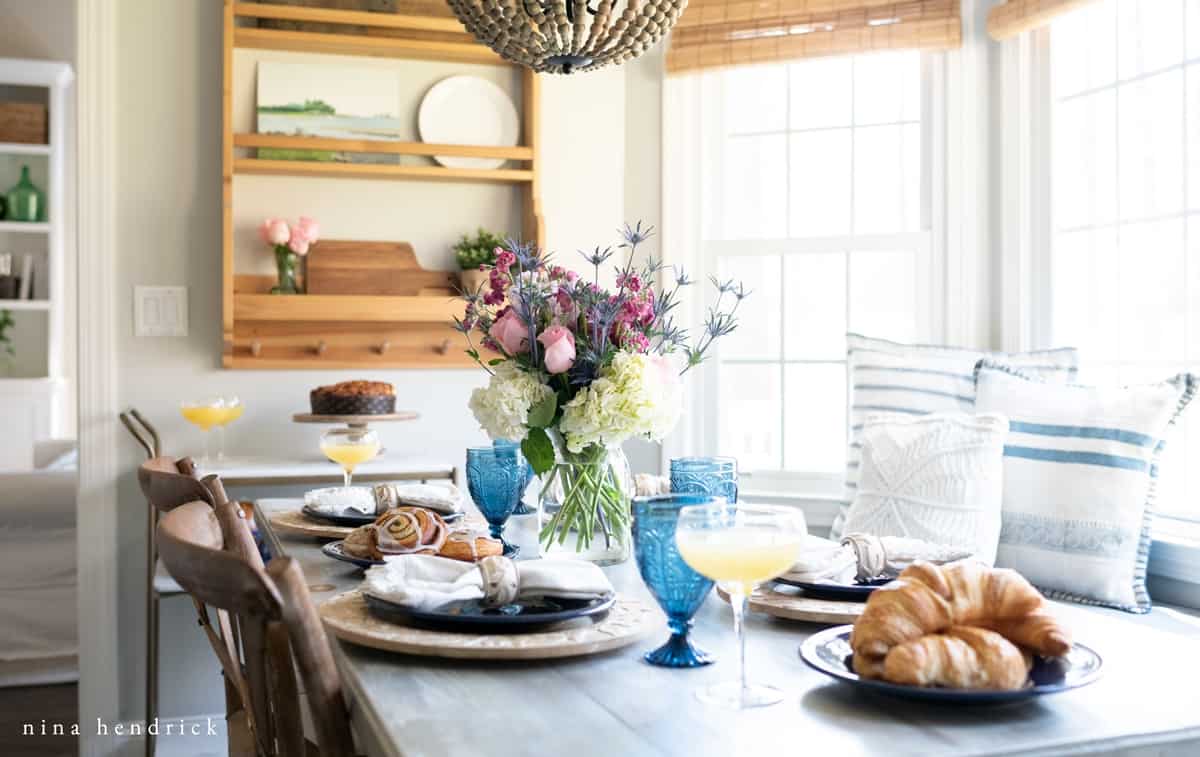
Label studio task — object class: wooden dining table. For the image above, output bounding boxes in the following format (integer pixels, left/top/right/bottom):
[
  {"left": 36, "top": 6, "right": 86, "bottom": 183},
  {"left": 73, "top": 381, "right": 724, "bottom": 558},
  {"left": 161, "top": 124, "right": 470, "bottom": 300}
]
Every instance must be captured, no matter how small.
[{"left": 255, "top": 498, "right": 1200, "bottom": 757}]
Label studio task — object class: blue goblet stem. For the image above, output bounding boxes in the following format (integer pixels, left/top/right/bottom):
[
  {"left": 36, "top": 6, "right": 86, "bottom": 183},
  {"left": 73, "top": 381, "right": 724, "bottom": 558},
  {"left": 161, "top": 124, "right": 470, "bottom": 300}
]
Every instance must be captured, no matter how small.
[{"left": 644, "top": 617, "right": 714, "bottom": 668}]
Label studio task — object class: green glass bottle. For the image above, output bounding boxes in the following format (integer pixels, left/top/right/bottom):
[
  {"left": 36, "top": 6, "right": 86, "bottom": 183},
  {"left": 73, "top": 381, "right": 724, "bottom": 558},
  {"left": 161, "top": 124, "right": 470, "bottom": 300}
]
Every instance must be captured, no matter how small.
[{"left": 6, "top": 165, "right": 44, "bottom": 222}]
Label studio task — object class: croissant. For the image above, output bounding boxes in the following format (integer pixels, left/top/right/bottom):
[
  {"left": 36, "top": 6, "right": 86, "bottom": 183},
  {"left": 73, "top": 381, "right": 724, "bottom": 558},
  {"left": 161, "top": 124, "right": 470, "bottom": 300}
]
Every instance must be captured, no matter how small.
[
  {"left": 851, "top": 561, "right": 1049, "bottom": 678},
  {"left": 980, "top": 610, "right": 1072, "bottom": 658},
  {"left": 882, "top": 626, "right": 1031, "bottom": 690}
]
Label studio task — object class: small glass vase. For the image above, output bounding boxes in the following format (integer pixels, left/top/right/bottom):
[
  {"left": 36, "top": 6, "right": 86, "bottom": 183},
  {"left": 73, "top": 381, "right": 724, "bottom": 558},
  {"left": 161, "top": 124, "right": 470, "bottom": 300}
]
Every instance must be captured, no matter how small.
[
  {"left": 539, "top": 440, "right": 634, "bottom": 566},
  {"left": 6, "top": 165, "right": 44, "bottom": 222},
  {"left": 271, "top": 246, "right": 300, "bottom": 294}
]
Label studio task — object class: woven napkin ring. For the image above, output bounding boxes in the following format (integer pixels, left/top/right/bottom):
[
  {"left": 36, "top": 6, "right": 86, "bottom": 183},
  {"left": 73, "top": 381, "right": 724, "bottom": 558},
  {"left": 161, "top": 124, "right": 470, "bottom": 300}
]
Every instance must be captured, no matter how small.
[
  {"left": 479, "top": 555, "right": 520, "bottom": 607},
  {"left": 841, "top": 532, "right": 887, "bottom": 581}
]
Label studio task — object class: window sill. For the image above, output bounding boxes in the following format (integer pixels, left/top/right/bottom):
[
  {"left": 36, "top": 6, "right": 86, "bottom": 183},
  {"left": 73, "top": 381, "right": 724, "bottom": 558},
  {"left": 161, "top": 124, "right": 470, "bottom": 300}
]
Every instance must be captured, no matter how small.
[{"left": 1149, "top": 534, "right": 1200, "bottom": 586}]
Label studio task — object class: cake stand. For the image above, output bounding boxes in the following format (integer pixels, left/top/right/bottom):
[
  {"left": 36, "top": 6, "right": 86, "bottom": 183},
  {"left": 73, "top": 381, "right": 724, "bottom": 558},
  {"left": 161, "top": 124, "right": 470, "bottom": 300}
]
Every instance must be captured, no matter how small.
[{"left": 292, "top": 411, "right": 419, "bottom": 431}]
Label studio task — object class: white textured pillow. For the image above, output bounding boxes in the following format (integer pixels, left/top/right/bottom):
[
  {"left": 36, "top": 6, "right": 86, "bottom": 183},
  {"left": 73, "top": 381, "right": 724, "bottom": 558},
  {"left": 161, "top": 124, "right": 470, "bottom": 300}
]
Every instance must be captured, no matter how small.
[
  {"left": 975, "top": 361, "right": 1197, "bottom": 613},
  {"left": 832, "top": 333, "right": 1079, "bottom": 539},
  {"left": 841, "top": 413, "right": 1009, "bottom": 565}
]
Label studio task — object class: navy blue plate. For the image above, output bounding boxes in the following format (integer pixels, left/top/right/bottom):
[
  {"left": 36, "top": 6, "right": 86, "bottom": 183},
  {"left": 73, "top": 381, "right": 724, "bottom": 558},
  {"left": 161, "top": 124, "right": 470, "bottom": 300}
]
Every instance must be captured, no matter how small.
[
  {"left": 303, "top": 504, "right": 462, "bottom": 527},
  {"left": 775, "top": 575, "right": 892, "bottom": 600},
  {"left": 321, "top": 540, "right": 383, "bottom": 569},
  {"left": 799, "top": 625, "right": 1103, "bottom": 704},
  {"left": 363, "top": 591, "right": 616, "bottom": 634}
]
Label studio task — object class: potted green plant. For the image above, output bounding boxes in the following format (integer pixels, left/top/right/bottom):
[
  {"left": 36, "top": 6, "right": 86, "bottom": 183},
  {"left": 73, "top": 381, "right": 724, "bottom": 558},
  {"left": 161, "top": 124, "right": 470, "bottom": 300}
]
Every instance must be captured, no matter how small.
[{"left": 454, "top": 228, "right": 506, "bottom": 295}]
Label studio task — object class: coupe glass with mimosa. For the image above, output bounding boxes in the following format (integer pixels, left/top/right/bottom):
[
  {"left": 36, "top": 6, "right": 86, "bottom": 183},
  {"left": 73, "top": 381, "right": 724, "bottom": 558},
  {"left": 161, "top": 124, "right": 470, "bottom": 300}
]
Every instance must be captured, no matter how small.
[
  {"left": 180, "top": 398, "right": 225, "bottom": 465},
  {"left": 676, "top": 502, "right": 807, "bottom": 709},
  {"left": 215, "top": 396, "right": 244, "bottom": 461},
  {"left": 320, "top": 428, "right": 380, "bottom": 487}
]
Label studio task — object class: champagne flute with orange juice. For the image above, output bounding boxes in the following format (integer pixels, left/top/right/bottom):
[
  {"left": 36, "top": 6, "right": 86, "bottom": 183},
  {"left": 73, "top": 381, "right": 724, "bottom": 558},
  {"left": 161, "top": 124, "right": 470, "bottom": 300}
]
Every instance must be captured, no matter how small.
[
  {"left": 180, "top": 398, "right": 225, "bottom": 465},
  {"left": 321, "top": 428, "right": 380, "bottom": 487},
  {"left": 676, "top": 502, "right": 807, "bottom": 709}
]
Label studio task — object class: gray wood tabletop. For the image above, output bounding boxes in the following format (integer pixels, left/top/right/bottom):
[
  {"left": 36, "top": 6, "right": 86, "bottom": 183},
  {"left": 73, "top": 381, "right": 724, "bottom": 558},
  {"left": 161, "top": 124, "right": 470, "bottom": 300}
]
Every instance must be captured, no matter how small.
[{"left": 255, "top": 498, "right": 1200, "bottom": 757}]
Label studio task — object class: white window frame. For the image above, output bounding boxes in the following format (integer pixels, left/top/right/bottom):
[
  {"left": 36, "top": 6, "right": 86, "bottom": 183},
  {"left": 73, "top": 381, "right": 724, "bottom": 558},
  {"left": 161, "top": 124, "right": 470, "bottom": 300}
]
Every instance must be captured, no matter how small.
[
  {"left": 1001, "top": 17, "right": 1200, "bottom": 585},
  {"left": 663, "top": 52, "right": 962, "bottom": 529}
]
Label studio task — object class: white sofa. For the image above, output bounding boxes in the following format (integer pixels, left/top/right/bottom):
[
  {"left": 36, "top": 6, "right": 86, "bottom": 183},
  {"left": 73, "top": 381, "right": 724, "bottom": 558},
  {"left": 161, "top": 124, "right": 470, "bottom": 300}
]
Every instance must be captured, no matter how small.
[{"left": 0, "top": 439, "right": 77, "bottom": 686}]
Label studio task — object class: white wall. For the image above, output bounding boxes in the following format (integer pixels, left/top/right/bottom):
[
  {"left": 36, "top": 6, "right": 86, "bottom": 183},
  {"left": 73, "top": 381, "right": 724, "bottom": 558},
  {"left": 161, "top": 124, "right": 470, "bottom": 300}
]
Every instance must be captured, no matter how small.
[
  {"left": 0, "top": 0, "right": 76, "bottom": 430},
  {"left": 110, "top": 0, "right": 631, "bottom": 720}
]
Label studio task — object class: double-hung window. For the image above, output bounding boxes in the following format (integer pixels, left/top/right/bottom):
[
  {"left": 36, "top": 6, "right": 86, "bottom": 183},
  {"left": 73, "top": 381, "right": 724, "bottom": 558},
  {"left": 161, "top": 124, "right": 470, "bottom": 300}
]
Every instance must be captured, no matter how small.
[
  {"left": 678, "top": 51, "right": 939, "bottom": 495},
  {"left": 1044, "top": 0, "right": 1200, "bottom": 531}
]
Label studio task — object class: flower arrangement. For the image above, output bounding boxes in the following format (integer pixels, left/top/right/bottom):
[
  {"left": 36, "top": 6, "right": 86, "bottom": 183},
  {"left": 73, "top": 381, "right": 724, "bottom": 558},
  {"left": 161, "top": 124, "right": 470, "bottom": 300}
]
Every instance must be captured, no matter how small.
[
  {"left": 259, "top": 216, "right": 320, "bottom": 294},
  {"left": 456, "top": 223, "right": 747, "bottom": 559}
]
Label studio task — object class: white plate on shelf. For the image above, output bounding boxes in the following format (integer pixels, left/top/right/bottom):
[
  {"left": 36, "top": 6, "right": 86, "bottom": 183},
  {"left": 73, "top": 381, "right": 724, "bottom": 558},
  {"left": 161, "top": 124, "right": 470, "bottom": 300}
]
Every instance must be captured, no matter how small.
[{"left": 417, "top": 75, "right": 519, "bottom": 170}]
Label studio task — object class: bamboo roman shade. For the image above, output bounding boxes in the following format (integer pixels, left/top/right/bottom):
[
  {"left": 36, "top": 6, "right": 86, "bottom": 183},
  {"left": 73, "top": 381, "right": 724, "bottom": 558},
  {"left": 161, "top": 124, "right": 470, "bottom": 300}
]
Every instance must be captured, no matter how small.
[
  {"left": 666, "top": 0, "right": 961, "bottom": 75},
  {"left": 987, "top": 0, "right": 1097, "bottom": 40}
]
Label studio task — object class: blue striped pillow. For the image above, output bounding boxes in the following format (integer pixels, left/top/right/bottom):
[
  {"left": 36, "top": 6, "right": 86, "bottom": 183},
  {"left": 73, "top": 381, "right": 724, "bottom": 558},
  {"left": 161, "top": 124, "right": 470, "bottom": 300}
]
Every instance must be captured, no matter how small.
[
  {"left": 974, "top": 360, "right": 1197, "bottom": 613},
  {"left": 831, "top": 334, "right": 1079, "bottom": 539}
]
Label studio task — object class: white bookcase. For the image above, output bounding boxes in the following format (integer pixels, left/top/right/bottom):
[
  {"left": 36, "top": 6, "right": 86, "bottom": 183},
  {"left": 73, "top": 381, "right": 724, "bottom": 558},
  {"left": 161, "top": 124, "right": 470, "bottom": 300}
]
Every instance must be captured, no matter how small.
[{"left": 0, "top": 58, "right": 73, "bottom": 443}]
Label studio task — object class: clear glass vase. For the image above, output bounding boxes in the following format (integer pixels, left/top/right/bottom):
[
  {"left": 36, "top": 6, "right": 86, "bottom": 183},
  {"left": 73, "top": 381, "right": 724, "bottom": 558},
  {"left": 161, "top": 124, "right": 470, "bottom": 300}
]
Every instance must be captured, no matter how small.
[
  {"left": 539, "top": 440, "right": 634, "bottom": 566},
  {"left": 271, "top": 246, "right": 300, "bottom": 294}
]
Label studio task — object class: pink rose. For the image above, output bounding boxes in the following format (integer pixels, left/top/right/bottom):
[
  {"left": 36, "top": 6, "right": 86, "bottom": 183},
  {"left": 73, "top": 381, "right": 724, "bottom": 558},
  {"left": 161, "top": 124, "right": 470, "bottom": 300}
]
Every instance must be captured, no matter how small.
[
  {"left": 489, "top": 309, "right": 529, "bottom": 354},
  {"left": 261, "top": 218, "right": 290, "bottom": 246},
  {"left": 538, "top": 325, "right": 576, "bottom": 374},
  {"left": 294, "top": 216, "right": 320, "bottom": 243},
  {"left": 287, "top": 236, "right": 310, "bottom": 256}
]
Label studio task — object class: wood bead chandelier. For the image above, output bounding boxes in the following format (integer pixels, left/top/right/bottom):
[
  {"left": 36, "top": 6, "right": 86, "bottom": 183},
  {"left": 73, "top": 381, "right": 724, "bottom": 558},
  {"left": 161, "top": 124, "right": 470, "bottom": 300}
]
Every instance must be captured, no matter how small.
[{"left": 445, "top": 0, "right": 688, "bottom": 74}]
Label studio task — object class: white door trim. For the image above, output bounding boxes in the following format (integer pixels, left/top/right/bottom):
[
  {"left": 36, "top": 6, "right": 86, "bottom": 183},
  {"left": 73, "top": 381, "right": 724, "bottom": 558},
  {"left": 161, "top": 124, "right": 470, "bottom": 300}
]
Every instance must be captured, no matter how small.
[{"left": 76, "top": 1, "right": 121, "bottom": 754}]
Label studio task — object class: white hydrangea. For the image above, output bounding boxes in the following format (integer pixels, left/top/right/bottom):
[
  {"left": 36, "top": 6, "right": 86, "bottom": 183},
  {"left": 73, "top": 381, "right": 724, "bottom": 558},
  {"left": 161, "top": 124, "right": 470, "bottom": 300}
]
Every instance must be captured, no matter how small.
[
  {"left": 468, "top": 362, "right": 554, "bottom": 442},
  {"left": 559, "top": 351, "right": 682, "bottom": 454}
]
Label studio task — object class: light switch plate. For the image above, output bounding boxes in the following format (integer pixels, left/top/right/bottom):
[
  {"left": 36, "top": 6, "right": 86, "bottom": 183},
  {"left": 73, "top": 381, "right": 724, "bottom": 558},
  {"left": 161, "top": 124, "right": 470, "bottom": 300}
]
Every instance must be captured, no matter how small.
[{"left": 135, "top": 286, "right": 188, "bottom": 337}]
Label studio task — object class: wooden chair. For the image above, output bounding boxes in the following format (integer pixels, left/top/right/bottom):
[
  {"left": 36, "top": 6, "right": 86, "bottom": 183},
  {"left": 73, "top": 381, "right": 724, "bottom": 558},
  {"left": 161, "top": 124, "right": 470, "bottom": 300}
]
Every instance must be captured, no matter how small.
[
  {"left": 156, "top": 494, "right": 357, "bottom": 757},
  {"left": 124, "top": 409, "right": 220, "bottom": 757}
]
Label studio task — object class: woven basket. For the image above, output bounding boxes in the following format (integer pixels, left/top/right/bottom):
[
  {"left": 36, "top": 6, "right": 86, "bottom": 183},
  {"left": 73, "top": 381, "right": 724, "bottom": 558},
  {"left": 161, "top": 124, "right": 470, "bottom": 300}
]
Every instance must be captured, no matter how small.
[{"left": 0, "top": 103, "right": 47, "bottom": 145}]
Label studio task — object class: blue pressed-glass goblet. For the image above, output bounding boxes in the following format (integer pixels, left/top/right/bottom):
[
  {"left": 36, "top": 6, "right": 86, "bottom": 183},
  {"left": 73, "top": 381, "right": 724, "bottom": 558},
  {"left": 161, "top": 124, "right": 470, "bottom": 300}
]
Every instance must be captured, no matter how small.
[
  {"left": 632, "top": 493, "right": 721, "bottom": 668},
  {"left": 493, "top": 439, "right": 535, "bottom": 513},
  {"left": 670, "top": 457, "right": 738, "bottom": 503},
  {"left": 466, "top": 446, "right": 525, "bottom": 557}
]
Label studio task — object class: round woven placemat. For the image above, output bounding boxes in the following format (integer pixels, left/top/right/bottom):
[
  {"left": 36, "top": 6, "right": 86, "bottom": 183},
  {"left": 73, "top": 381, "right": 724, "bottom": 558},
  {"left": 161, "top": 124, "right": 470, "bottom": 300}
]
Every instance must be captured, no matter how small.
[
  {"left": 268, "top": 509, "right": 355, "bottom": 540},
  {"left": 320, "top": 591, "right": 656, "bottom": 660},
  {"left": 717, "top": 583, "right": 865, "bottom": 625}
]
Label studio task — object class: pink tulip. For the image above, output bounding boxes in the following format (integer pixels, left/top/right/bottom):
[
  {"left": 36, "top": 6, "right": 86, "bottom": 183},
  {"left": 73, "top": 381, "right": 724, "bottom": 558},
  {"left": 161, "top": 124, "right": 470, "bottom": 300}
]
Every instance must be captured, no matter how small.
[
  {"left": 294, "top": 216, "right": 320, "bottom": 243},
  {"left": 538, "top": 325, "right": 576, "bottom": 374},
  {"left": 261, "top": 218, "right": 290, "bottom": 246},
  {"left": 488, "top": 309, "right": 530, "bottom": 354}
]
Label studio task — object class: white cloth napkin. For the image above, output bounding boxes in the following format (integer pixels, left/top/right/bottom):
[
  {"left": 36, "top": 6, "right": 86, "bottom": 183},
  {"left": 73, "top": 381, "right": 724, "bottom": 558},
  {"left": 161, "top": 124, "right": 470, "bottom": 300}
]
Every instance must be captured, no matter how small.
[
  {"left": 303, "top": 486, "right": 376, "bottom": 516},
  {"left": 373, "top": 483, "right": 464, "bottom": 516},
  {"left": 363, "top": 554, "right": 614, "bottom": 612},
  {"left": 783, "top": 533, "right": 974, "bottom": 584}
]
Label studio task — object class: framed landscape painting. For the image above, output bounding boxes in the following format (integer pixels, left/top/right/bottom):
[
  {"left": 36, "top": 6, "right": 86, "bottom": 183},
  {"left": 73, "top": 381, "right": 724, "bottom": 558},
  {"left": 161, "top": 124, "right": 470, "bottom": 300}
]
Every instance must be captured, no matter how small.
[{"left": 255, "top": 61, "right": 402, "bottom": 163}]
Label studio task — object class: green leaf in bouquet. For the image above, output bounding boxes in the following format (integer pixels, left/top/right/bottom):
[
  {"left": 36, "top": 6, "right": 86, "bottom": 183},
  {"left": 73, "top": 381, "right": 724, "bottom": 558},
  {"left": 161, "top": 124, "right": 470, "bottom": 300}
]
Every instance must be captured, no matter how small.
[
  {"left": 487, "top": 358, "right": 505, "bottom": 366},
  {"left": 521, "top": 427, "right": 556, "bottom": 475},
  {"left": 526, "top": 393, "right": 557, "bottom": 428}
]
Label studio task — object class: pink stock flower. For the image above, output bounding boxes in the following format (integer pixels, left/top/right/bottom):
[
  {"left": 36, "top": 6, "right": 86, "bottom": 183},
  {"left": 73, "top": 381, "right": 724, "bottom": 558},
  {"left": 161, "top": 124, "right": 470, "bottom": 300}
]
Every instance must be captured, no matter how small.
[
  {"left": 494, "top": 249, "right": 516, "bottom": 273},
  {"left": 489, "top": 308, "right": 530, "bottom": 354},
  {"left": 260, "top": 218, "right": 290, "bottom": 246},
  {"left": 294, "top": 216, "right": 320, "bottom": 244},
  {"left": 538, "top": 325, "right": 576, "bottom": 374},
  {"left": 621, "top": 330, "right": 650, "bottom": 353},
  {"left": 616, "top": 272, "right": 642, "bottom": 292}
]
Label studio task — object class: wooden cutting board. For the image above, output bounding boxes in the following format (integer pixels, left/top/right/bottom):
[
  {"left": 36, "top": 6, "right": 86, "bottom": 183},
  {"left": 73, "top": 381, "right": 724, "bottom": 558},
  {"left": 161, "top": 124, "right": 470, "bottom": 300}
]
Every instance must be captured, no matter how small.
[{"left": 305, "top": 240, "right": 458, "bottom": 296}]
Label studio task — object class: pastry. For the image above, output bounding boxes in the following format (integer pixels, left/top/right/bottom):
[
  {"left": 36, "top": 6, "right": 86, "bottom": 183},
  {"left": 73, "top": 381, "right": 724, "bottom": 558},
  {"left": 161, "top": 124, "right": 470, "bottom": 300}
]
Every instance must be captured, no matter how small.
[
  {"left": 881, "top": 626, "right": 1031, "bottom": 690},
  {"left": 341, "top": 507, "right": 501, "bottom": 564},
  {"left": 850, "top": 561, "right": 1056, "bottom": 679},
  {"left": 310, "top": 380, "right": 395, "bottom": 415},
  {"left": 374, "top": 507, "right": 448, "bottom": 556},
  {"left": 980, "top": 610, "right": 1072, "bottom": 658},
  {"left": 438, "top": 527, "right": 503, "bottom": 563}
]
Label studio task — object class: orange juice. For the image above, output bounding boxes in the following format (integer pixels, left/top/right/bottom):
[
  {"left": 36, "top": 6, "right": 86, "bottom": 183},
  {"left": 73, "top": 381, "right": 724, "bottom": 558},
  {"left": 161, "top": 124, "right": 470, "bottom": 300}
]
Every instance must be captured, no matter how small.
[
  {"left": 181, "top": 405, "right": 224, "bottom": 431},
  {"left": 217, "top": 404, "right": 244, "bottom": 426},
  {"left": 676, "top": 527, "right": 805, "bottom": 594},
  {"left": 321, "top": 441, "right": 381, "bottom": 473}
]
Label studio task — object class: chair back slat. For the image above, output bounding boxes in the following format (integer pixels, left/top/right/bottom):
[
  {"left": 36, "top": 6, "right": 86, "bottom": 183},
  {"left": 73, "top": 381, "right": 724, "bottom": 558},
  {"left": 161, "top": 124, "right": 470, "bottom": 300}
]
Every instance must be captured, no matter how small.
[
  {"left": 268, "top": 558, "right": 357, "bottom": 757},
  {"left": 139, "top": 457, "right": 215, "bottom": 512},
  {"left": 265, "top": 621, "right": 306, "bottom": 757}
]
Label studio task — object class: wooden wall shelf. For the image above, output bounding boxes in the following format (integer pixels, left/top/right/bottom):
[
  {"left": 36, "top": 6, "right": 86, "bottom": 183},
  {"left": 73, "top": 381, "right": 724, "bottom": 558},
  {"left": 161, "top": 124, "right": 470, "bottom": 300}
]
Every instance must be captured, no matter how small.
[
  {"left": 222, "top": 0, "right": 543, "bottom": 370},
  {"left": 234, "top": 158, "right": 534, "bottom": 184},
  {"left": 234, "top": 294, "right": 461, "bottom": 323}
]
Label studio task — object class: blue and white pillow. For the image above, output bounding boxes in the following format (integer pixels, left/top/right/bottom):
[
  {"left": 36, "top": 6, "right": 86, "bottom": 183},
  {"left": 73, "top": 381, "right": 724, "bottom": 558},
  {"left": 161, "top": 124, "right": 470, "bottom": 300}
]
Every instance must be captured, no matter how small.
[
  {"left": 831, "top": 334, "right": 1079, "bottom": 539},
  {"left": 974, "top": 361, "right": 1197, "bottom": 613}
]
